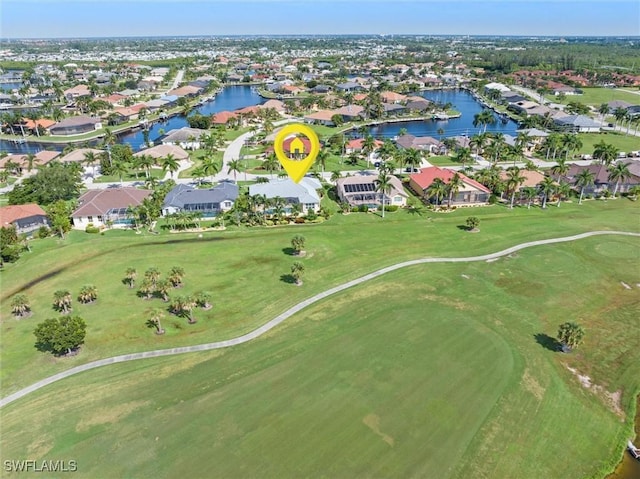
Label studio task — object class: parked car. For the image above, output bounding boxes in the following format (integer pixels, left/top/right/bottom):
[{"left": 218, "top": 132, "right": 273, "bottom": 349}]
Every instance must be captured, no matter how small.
[{"left": 405, "top": 167, "right": 419, "bottom": 173}]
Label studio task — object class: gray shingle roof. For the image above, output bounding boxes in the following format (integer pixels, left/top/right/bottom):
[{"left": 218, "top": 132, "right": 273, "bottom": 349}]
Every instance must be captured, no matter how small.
[
  {"left": 163, "top": 182, "right": 239, "bottom": 209},
  {"left": 249, "top": 178, "right": 321, "bottom": 204}
]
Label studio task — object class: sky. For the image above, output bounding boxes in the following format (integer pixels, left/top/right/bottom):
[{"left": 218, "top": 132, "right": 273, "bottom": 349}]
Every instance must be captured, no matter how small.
[{"left": 1, "top": 0, "right": 639, "bottom": 39}]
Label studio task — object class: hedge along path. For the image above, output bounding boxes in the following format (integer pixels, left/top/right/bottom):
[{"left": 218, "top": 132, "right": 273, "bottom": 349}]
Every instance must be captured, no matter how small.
[{"left": 1, "top": 230, "right": 638, "bottom": 409}]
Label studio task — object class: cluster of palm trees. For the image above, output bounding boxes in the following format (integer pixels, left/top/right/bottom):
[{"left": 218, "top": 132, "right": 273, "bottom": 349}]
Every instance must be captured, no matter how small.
[
  {"left": 227, "top": 192, "right": 308, "bottom": 227},
  {"left": 10, "top": 294, "right": 32, "bottom": 318},
  {"left": 598, "top": 104, "right": 640, "bottom": 134},
  {"left": 540, "top": 133, "right": 584, "bottom": 161},
  {"left": 557, "top": 322, "right": 585, "bottom": 352}
]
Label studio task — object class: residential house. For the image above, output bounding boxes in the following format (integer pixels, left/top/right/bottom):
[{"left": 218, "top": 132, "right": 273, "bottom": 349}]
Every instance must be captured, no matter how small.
[
  {"left": 58, "top": 148, "right": 103, "bottom": 165},
  {"left": 556, "top": 162, "right": 640, "bottom": 195},
  {"left": 71, "top": 187, "right": 152, "bottom": 229},
  {"left": 380, "top": 91, "right": 407, "bottom": 103},
  {"left": 160, "top": 127, "right": 206, "bottom": 150},
  {"left": 345, "top": 138, "right": 384, "bottom": 155},
  {"left": 50, "top": 115, "right": 102, "bottom": 136},
  {"left": 23, "top": 118, "right": 56, "bottom": 135},
  {"left": 249, "top": 177, "right": 321, "bottom": 214},
  {"left": 134, "top": 144, "right": 190, "bottom": 162},
  {"left": 336, "top": 174, "right": 408, "bottom": 209},
  {"left": 162, "top": 182, "right": 239, "bottom": 217},
  {"left": 554, "top": 115, "right": 600, "bottom": 133},
  {"left": 63, "top": 85, "right": 91, "bottom": 101},
  {"left": 0, "top": 204, "right": 50, "bottom": 236},
  {"left": 383, "top": 103, "right": 407, "bottom": 116},
  {"left": 211, "top": 111, "right": 238, "bottom": 126},
  {"left": 409, "top": 167, "right": 490, "bottom": 206},
  {"left": 333, "top": 104, "right": 365, "bottom": 122},
  {"left": 303, "top": 110, "right": 335, "bottom": 126},
  {"left": 395, "top": 134, "right": 441, "bottom": 154},
  {"left": 336, "top": 82, "right": 364, "bottom": 92},
  {"left": 498, "top": 169, "right": 545, "bottom": 203},
  {"left": 261, "top": 99, "right": 286, "bottom": 113},
  {"left": 406, "top": 99, "right": 432, "bottom": 112},
  {"left": 168, "top": 85, "right": 202, "bottom": 98}
]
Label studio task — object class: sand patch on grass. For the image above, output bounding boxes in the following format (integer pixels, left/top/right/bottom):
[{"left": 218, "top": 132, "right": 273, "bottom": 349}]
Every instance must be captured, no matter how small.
[
  {"left": 76, "top": 400, "right": 150, "bottom": 432},
  {"left": 421, "top": 294, "right": 470, "bottom": 310},
  {"left": 363, "top": 413, "right": 394, "bottom": 447},
  {"left": 27, "top": 435, "right": 54, "bottom": 458},
  {"left": 566, "top": 366, "right": 624, "bottom": 418},
  {"left": 521, "top": 369, "right": 545, "bottom": 401}
]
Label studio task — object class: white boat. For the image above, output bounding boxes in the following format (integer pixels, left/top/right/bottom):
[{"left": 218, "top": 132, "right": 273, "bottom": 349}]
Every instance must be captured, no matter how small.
[{"left": 628, "top": 440, "right": 640, "bottom": 460}]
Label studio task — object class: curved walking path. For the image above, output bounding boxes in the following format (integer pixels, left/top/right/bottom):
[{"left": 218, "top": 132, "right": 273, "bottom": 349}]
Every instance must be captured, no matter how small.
[{"left": 2, "top": 230, "right": 638, "bottom": 409}]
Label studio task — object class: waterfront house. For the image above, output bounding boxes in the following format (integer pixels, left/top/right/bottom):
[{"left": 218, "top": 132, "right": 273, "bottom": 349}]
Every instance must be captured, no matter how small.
[
  {"left": 58, "top": 148, "right": 102, "bottom": 165},
  {"left": 303, "top": 110, "right": 335, "bottom": 126},
  {"left": 160, "top": 127, "right": 206, "bottom": 150},
  {"left": 409, "top": 167, "right": 490, "bottom": 206},
  {"left": 71, "top": 187, "right": 152, "bottom": 229},
  {"left": 50, "top": 115, "right": 102, "bottom": 136},
  {"left": 333, "top": 104, "right": 365, "bottom": 122},
  {"left": 395, "top": 134, "right": 441, "bottom": 154},
  {"left": 249, "top": 177, "right": 321, "bottom": 214},
  {"left": 162, "top": 182, "right": 238, "bottom": 217},
  {"left": 336, "top": 174, "right": 408, "bottom": 209},
  {"left": 345, "top": 138, "right": 384, "bottom": 155},
  {"left": 63, "top": 84, "right": 91, "bottom": 100},
  {"left": 0, "top": 204, "right": 50, "bottom": 237}
]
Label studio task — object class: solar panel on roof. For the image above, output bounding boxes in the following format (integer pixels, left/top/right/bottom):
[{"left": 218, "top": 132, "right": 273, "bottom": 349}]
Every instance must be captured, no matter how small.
[{"left": 344, "top": 183, "right": 375, "bottom": 193}]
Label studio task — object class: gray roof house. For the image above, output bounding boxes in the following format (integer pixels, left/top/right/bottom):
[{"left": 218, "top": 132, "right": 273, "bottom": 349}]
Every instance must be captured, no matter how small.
[
  {"left": 554, "top": 115, "right": 601, "bottom": 133},
  {"left": 162, "top": 182, "right": 239, "bottom": 217},
  {"left": 396, "top": 134, "right": 441, "bottom": 153},
  {"left": 160, "top": 127, "right": 206, "bottom": 150},
  {"left": 336, "top": 82, "right": 364, "bottom": 92},
  {"left": 249, "top": 177, "right": 321, "bottom": 214},
  {"left": 50, "top": 115, "right": 102, "bottom": 136},
  {"left": 336, "top": 174, "right": 408, "bottom": 209}
]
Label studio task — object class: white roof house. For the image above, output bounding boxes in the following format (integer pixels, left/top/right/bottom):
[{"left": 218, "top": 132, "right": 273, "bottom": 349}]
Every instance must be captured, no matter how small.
[
  {"left": 249, "top": 177, "right": 321, "bottom": 214},
  {"left": 484, "top": 82, "right": 511, "bottom": 93}
]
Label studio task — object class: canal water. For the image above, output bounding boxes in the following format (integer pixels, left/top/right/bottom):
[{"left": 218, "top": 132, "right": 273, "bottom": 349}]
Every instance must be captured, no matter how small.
[
  {"left": 366, "top": 89, "right": 519, "bottom": 140},
  {"left": 0, "top": 85, "right": 265, "bottom": 154},
  {"left": 607, "top": 396, "right": 640, "bottom": 479}
]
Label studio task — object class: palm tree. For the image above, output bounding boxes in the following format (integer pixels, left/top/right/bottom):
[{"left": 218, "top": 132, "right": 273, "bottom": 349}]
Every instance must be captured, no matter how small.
[
  {"left": 551, "top": 158, "right": 570, "bottom": 181},
  {"left": 607, "top": 162, "right": 631, "bottom": 197},
  {"left": 472, "top": 109, "right": 496, "bottom": 133},
  {"left": 613, "top": 107, "right": 628, "bottom": 129},
  {"left": 124, "top": 267, "right": 137, "bottom": 288},
  {"left": 161, "top": 153, "right": 179, "bottom": 179},
  {"left": 291, "top": 261, "right": 305, "bottom": 286},
  {"left": 227, "top": 159, "right": 241, "bottom": 181},
  {"left": 144, "top": 267, "right": 161, "bottom": 288},
  {"left": 425, "top": 177, "right": 447, "bottom": 206},
  {"left": 575, "top": 169, "right": 595, "bottom": 204},
  {"left": 155, "top": 280, "right": 171, "bottom": 302},
  {"left": 53, "top": 290, "right": 72, "bottom": 314},
  {"left": 291, "top": 235, "right": 306, "bottom": 255},
  {"left": 361, "top": 134, "right": 377, "bottom": 164},
  {"left": 454, "top": 147, "right": 472, "bottom": 168},
  {"left": 111, "top": 160, "right": 129, "bottom": 185},
  {"left": 195, "top": 291, "right": 213, "bottom": 309},
  {"left": 138, "top": 279, "right": 155, "bottom": 300},
  {"left": 557, "top": 322, "right": 585, "bottom": 352},
  {"left": 11, "top": 294, "right": 31, "bottom": 318},
  {"left": 263, "top": 153, "right": 280, "bottom": 178},
  {"left": 375, "top": 171, "right": 393, "bottom": 218},
  {"left": 446, "top": 173, "right": 463, "bottom": 208},
  {"left": 168, "top": 266, "right": 185, "bottom": 288},
  {"left": 78, "top": 285, "right": 98, "bottom": 304},
  {"left": 522, "top": 186, "right": 538, "bottom": 209},
  {"left": 593, "top": 141, "right": 618, "bottom": 166},
  {"left": 137, "top": 154, "right": 155, "bottom": 179},
  {"left": 202, "top": 155, "right": 221, "bottom": 183},
  {"left": 538, "top": 177, "right": 556, "bottom": 209},
  {"left": 316, "top": 148, "right": 330, "bottom": 173},
  {"left": 181, "top": 295, "right": 197, "bottom": 324},
  {"left": 83, "top": 151, "right": 99, "bottom": 177},
  {"left": 148, "top": 308, "right": 166, "bottom": 335},
  {"left": 505, "top": 167, "right": 526, "bottom": 209},
  {"left": 597, "top": 103, "right": 610, "bottom": 121},
  {"left": 470, "top": 132, "right": 489, "bottom": 156},
  {"left": 555, "top": 180, "right": 571, "bottom": 207}
]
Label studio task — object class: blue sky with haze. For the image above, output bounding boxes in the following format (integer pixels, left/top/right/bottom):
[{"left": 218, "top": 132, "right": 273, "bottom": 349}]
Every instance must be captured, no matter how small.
[{"left": 2, "top": 0, "right": 638, "bottom": 39}]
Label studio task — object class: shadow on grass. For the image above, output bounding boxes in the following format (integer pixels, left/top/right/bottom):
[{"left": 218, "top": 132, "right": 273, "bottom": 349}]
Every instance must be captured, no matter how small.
[
  {"left": 280, "top": 274, "right": 296, "bottom": 284},
  {"left": 282, "top": 247, "right": 296, "bottom": 256},
  {"left": 457, "top": 225, "right": 470, "bottom": 231},
  {"left": 534, "top": 333, "right": 561, "bottom": 352}
]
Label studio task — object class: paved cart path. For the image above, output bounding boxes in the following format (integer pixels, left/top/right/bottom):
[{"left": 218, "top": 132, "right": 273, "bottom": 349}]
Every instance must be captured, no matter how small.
[{"left": 1, "top": 230, "right": 639, "bottom": 408}]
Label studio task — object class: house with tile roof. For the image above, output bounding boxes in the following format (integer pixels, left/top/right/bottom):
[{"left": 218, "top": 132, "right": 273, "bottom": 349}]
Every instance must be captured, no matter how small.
[
  {"left": 0, "top": 204, "right": 50, "bottom": 236},
  {"left": 50, "top": 115, "right": 102, "bottom": 136},
  {"left": 134, "top": 144, "right": 189, "bottom": 161},
  {"left": 71, "top": 187, "right": 152, "bottom": 229},
  {"left": 409, "top": 167, "right": 490, "bottom": 206}
]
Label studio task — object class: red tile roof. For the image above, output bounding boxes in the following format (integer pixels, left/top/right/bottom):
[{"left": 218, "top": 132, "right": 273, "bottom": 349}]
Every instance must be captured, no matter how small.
[
  {"left": 0, "top": 204, "right": 48, "bottom": 227},
  {"left": 410, "top": 167, "right": 490, "bottom": 193},
  {"left": 211, "top": 111, "right": 237, "bottom": 124},
  {"left": 346, "top": 138, "right": 383, "bottom": 151}
]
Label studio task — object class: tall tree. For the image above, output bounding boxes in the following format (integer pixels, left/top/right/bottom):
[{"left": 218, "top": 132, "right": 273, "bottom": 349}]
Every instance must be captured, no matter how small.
[
  {"left": 538, "top": 176, "right": 556, "bottom": 209},
  {"left": 446, "top": 173, "right": 463, "bottom": 208},
  {"left": 124, "top": 267, "right": 137, "bottom": 288},
  {"left": 557, "top": 322, "right": 585, "bottom": 351},
  {"left": 607, "top": 162, "right": 631, "bottom": 197},
  {"left": 11, "top": 294, "right": 31, "bottom": 318},
  {"left": 375, "top": 170, "right": 393, "bottom": 218},
  {"left": 291, "top": 261, "right": 305, "bottom": 286},
  {"left": 575, "top": 169, "right": 595, "bottom": 204},
  {"left": 505, "top": 166, "right": 526, "bottom": 209},
  {"left": 53, "top": 290, "right": 72, "bottom": 314}
]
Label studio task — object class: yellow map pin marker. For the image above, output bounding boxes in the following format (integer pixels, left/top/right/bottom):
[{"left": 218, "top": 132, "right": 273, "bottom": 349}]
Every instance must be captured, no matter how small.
[{"left": 274, "top": 123, "right": 320, "bottom": 183}]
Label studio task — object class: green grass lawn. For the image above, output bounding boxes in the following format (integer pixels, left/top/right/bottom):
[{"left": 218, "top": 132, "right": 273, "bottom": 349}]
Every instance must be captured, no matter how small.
[
  {"left": 427, "top": 155, "right": 458, "bottom": 166},
  {"left": 178, "top": 150, "right": 224, "bottom": 179},
  {"left": 577, "top": 132, "right": 640, "bottom": 155},
  {"left": 1, "top": 231, "right": 638, "bottom": 478},
  {"left": 548, "top": 87, "right": 640, "bottom": 107},
  {"left": 92, "top": 168, "right": 164, "bottom": 184}
]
